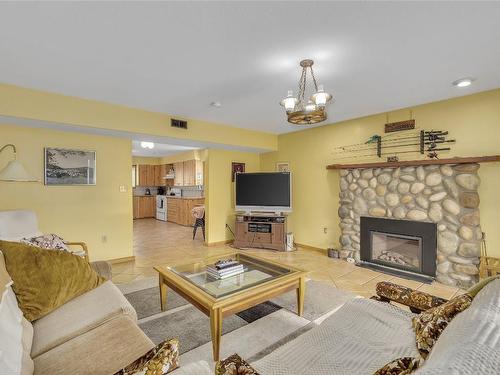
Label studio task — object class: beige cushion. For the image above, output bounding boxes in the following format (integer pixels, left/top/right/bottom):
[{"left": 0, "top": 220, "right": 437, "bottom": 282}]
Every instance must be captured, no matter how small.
[
  {"left": 33, "top": 315, "right": 154, "bottom": 375},
  {"left": 31, "top": 281, "right": 136, "bottom": 358}
]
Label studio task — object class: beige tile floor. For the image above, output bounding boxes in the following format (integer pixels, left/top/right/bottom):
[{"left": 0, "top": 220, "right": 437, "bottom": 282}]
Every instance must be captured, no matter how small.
[{"left": 112, "top": 219, "right": 463, "bottom": 301}]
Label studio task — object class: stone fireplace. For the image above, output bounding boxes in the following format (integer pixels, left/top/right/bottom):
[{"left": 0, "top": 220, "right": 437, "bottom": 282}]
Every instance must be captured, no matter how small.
[
  {"left": 338, "top": 163, "right": 481, "bottom": 288},
  {"left": 360, "top": 217, "right": 437, "bottom": 281}
]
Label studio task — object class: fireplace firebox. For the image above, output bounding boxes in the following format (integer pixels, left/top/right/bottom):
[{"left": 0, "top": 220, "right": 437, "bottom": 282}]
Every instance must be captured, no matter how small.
[{"left": 360, "top": 217, "right": 437, "bottom": 282}]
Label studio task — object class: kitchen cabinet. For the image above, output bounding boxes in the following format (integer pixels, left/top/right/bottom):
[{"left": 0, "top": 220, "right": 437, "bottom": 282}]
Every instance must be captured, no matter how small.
[
  {"left": 172, "top": 160, "right": 204, "bottom": 186},
  {"left": 167, "top": 197, "right": 204, "bottom": 226},
  {"left": 136, "top": 164, "right": 173, "bottom": 187},
  {"left": 133, "top": 196, "right": 156, "bottom": 219},
  {"left": 174, "top": 162, "right": 184, "bottom": 186}
]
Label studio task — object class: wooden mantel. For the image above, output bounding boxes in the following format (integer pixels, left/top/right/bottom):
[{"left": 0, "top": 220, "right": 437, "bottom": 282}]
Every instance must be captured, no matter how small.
[{"left": 326, "top": 155, "right": 500, "bottom": 170}]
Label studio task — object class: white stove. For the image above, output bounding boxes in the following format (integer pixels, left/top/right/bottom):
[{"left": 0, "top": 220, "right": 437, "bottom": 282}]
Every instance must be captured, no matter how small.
[{"left": 156, "top": 195, "right": 167, "bottom": 221}]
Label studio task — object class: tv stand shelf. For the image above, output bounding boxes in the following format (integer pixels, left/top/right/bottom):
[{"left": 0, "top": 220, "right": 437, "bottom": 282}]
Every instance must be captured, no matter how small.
[{"left": 233, "top": 214, "right": 288, "bottom": 251}]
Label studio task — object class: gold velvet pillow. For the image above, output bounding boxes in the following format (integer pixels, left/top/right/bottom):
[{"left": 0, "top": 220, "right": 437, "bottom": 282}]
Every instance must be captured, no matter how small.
[{"left": 0, "top": 240, "right": 105, "bottom": 321}]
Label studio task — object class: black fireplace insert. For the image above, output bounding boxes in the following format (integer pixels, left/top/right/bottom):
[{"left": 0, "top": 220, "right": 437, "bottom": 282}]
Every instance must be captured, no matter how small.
[{"left": 360, "top": 217, "right": 437, "bottom": 281}]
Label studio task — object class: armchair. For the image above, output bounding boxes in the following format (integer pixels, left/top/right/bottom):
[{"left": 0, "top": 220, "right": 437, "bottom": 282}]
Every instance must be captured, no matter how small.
[{"left": 0, "top": 210, "right": 110, "bottom": 278}]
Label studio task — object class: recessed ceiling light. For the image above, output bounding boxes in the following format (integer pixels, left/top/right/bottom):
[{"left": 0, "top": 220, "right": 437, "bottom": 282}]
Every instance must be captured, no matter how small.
[
  {"left": 140, "top": 141, "right": 154, "bottom": 149},
  {"left": 210, "top": 101, "right": 222, "bottom": 108},
  {"left": 452, "top": 77, "right": 474, "bottom": 88}
]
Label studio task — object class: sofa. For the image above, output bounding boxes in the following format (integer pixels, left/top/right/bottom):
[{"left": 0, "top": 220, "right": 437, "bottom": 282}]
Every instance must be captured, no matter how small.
[
  {"left": 0, "top": 210, "right": 165, "bottom": 375},
  {"left": 214, "top": 279, "right": 500, "bottom": 375}
]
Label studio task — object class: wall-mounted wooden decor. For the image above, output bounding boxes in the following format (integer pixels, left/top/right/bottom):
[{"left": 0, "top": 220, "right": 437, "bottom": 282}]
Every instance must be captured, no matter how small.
[{"left": 385, "top": 119, "right": 415, "bottom": 133}]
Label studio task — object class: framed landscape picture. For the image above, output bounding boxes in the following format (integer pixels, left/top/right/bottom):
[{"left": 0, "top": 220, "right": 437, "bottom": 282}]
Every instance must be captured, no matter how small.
[{"left": 44, "top": 148, "right": 96, "bottom": 185}]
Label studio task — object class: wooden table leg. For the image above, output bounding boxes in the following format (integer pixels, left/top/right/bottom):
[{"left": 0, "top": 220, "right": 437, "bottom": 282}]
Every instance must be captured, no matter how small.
[
  {"left": 159, "top": 275, "right": 167, "bottom": 311},
  {"left": 297, "top": 276, "right": 305, "bottom": 317},
  {"left": 210, "top": 308, "right": 222, "bottom": 361}
]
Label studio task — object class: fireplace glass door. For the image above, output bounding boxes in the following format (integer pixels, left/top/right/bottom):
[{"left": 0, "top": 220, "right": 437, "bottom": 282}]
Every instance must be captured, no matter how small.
[{"left": 371, "top": 231, "right": 422, "bottom": 272}]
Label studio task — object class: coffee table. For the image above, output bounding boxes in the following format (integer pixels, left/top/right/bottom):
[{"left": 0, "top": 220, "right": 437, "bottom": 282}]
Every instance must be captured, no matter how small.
[{"left": 154, "top": 252, "right": 306, "bottom": 361}]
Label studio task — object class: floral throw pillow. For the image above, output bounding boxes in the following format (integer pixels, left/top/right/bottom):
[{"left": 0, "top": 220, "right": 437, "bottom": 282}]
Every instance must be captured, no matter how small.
[
  {"left": 216, "top": 354, "right": 260, "bottom": 375},
  {"left": 21, "top": 234, "right": 69, "bottom": 252},
  {"left": 115, "top": 338, "right": 179, "bottom": 375},
  {"left": 373, "top": 357, "right": 421, "bottom": 375},
  {"left": 412, "top": 293, "right": 472, "bottom": 358}
]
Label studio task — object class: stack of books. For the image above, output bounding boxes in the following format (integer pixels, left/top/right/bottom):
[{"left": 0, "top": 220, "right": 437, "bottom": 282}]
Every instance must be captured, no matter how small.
[{"left": 206, "top": 259, "right": 244, "bottom": 279}]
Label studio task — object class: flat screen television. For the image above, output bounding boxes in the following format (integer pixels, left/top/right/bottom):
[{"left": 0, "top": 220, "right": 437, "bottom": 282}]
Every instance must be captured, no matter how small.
[{"left": 235, "top": 172, "right": 291, "bottom": 213}]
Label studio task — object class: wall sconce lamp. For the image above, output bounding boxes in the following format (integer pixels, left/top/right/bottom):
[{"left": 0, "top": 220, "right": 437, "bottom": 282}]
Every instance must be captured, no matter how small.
[{"left": 0, "top": 144, "right": 39, "bottom": 182}]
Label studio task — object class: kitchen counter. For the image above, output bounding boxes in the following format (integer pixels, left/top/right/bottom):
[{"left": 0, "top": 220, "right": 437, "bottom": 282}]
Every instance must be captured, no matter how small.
[
  {"left": 166, "top": 196, "right": 204, "bottom": 200},
  {"left": 166, "top": 197, "right": 204, "bottom": 226}
]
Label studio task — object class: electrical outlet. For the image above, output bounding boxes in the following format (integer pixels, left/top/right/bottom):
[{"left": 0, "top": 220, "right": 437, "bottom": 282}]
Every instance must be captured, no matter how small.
[
  {"left": 323, "top": 227, "right": 328, "bottom": 234},
  {"left": 101, "top": 235, "right": 107, "bottom": 243},
  {"left": 119, "top": 185, "right": 127, "bottom": 193}
]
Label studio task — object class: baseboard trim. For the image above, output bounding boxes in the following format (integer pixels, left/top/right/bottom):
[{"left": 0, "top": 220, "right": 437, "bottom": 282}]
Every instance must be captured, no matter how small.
[
  {"left": 294, "top": 243, "right": 328, "bottom": 255},
  {"left": 108, "top": 256, "right": 136, "bottom": 264},
  {"left": 204, "top": 239, "right": 234, "bottom": 247}
]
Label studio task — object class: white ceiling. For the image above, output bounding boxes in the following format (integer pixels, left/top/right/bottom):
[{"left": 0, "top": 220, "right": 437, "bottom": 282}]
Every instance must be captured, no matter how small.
[
  {"left": 1, "top": 2, "right": 500, "bottom": 135},
  {"left": 132, "top": 140, "right": 198, "bottom": 157}
]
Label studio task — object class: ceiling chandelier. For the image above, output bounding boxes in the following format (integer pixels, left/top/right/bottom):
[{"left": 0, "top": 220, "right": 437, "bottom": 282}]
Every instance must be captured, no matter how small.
[{"left": 280, "top": 59, "right": 333, "bottom": 125}]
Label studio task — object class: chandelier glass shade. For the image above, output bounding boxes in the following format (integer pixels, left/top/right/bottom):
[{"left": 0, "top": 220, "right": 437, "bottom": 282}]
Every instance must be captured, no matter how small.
[{"left": 280, "top": 59, "right": 333, "bottom": 125}]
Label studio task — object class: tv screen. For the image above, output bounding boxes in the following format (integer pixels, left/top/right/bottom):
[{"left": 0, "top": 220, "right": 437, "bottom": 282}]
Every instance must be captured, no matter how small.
[{"left": 235, "top": 172, "right": 291, "bottom": 211}]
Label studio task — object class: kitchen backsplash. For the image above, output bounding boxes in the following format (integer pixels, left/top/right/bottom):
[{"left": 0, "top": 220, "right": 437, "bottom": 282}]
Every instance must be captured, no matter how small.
[{"left": 133, "top": 185, "right": 204, "bottom": 197}]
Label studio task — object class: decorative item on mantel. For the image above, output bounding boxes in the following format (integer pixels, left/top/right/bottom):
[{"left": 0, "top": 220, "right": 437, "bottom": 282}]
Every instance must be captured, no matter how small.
[{"left": 331, "top": 128, "right": 456, "bottom": 162}]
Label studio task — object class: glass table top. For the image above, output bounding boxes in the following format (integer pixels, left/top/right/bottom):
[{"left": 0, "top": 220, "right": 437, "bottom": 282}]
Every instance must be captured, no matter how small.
[{"left": 166, "top": 253, "right": 295, "bottom": 298}]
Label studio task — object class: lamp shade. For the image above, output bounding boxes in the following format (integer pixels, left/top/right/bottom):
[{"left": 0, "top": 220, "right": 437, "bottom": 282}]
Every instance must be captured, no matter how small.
[{"left": 0, "top": 159, "right": 38, "bottom": 182}]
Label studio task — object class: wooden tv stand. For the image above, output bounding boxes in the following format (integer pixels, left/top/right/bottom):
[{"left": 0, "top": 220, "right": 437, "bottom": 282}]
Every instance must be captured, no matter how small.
[{"left": 233, "top": 213, "right": 288, "bottom": 251}]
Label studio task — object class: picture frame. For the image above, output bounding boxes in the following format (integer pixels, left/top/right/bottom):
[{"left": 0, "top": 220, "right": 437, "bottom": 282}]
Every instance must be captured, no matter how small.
[
  {"left": 231, "top": 162, "right": 245, "bottom": 182},
  {"left": 44, "top": 148, "right": 96, "bottom": 185},
  {"left": 276, "top": 162, "right": 290, "bottom": 173}
]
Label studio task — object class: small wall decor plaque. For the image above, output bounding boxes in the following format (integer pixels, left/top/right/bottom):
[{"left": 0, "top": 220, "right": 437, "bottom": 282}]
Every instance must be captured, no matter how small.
[
  {"left": 385, "top": 119, "right": 415, "bottom": 133},
  {"left": 276, "top": 162, "right": 290, "bottom": 173},
  {"left": 44, "top": 148, "right": 96, "bottom": 185},
  {"left": 231, "top": 162, "right": 245, "bottom": 182}
]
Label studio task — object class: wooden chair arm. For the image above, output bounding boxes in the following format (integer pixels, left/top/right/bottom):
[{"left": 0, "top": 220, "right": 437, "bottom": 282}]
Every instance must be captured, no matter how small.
[
  {"left": 64, "top": 241, "right": 89, "bottom": 261},
  {"left": 375, "top": 281, "right": 447, "bottom": 313}
]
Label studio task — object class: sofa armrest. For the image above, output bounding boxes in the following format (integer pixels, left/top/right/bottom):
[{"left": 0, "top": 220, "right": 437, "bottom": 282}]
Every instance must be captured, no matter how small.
[
  {"left": 375, "top": 281, "right": 447, "bottom": 313},
  {"left": 33, "top": 315, "right": 155, "bottom": 375},
  {"left": 65, "top": 241, "right": 89, "bottom": 261},
  {"left": 216, "top": 354, "right": 260, "bottom": 375}
]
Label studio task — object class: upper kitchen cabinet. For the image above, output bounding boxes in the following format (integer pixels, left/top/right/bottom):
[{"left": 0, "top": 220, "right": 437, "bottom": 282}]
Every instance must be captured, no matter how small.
[
  {"left": 173, "top": 160, "right": 204, "bottom": 186},
  {"left": 136, "top": 164, "right": 164, "bottom": 186},
  {"left": 174, "top": 162, "right": 184, "bottom": 186}
]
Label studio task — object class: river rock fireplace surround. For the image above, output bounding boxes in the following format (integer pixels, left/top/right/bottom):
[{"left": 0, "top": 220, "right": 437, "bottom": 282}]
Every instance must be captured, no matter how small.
[{"left": 337, "top": 162, "right": 483, "bottom": 288}]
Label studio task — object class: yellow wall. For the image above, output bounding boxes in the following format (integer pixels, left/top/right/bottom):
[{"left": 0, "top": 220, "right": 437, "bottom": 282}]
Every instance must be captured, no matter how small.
[
  {"left": 0, "top": 124, "right": 133, "bottom": 261},
  {"left": 261, "top": 89, "right": 500, "bottom": 256},
  {"left": 160, "top": 149, "right": 208, "bottom": 164},
  {"left": 132, "top": 156, "right": 161, "bottom": 165},
  {"left": 0, "top": 83, "right": 277, "bottom": 151},
  {"left": 205, "top": 149, "right": 260, "bottom": 244}
]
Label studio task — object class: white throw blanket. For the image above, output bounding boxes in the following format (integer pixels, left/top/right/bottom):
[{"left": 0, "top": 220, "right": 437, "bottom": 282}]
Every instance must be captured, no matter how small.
[{"left": 253, "top": 298, "right": 418, "bottom": 375}]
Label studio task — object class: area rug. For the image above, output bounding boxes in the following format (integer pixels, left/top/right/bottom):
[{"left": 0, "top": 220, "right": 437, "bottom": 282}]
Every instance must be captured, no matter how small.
[{"left": 120, "top": 277, "right": 358, "bottom": 364}]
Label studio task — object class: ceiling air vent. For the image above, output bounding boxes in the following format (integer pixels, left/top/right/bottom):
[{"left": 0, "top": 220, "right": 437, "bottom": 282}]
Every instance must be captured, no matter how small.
[{"left": 171, "top": 119, "right": 188, "bottom": 129}]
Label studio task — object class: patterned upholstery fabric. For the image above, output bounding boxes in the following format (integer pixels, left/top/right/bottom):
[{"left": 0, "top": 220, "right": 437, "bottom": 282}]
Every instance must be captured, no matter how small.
[
  {"left": 21, "top": 233, "right": 69, "bottom": 252},
  {"left": 412, "top": 294, "right": 472, "bottom": 359},
  {"left": 376, "top": 282, "right": 447, "bottom": 313},
  {"left": 216, "top": 354, "right": 260, "bottom": 375},
  {"left": 373, "top": 357, "right": 421, "bottom": 375},
  {"left": 115, "top": 338, "right": 179, "bottom": 375}
]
